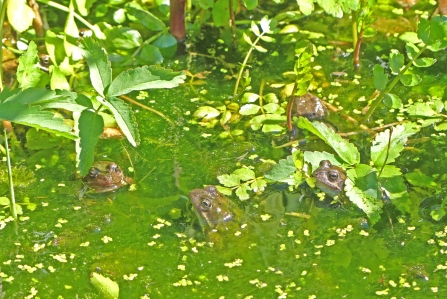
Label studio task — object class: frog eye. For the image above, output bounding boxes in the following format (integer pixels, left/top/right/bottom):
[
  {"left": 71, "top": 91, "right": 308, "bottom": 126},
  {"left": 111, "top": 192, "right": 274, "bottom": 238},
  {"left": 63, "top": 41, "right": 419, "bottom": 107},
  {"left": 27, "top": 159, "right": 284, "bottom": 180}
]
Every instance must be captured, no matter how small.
[
  {"left": 200, "top": 198, "right": 213, "bottom": 211},
  {"left": 88, "top": 167, "right": 100, "bottom": 178},
  {"left": 108, "top": 163, "right": 120, "bottom": 172},
  {"left": 328, "top": 171, "right": 340, "bottom": 182}
]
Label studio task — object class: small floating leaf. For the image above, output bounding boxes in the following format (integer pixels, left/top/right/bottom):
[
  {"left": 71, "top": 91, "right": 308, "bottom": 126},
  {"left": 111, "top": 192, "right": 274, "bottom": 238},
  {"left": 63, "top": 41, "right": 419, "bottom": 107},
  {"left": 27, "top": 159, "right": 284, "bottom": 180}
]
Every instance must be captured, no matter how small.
[{"left": 90, "top": 272, "right": 119, "bottom": 299}]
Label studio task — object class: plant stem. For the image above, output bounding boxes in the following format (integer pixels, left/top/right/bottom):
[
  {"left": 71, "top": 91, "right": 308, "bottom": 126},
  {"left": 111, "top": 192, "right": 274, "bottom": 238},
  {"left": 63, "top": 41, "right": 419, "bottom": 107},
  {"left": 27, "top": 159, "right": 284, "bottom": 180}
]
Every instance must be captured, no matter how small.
[
  {"left": 361, "top": 43, "right": 428, "bottom": 123},
  {"left": 0, "top": 0, "right": 7, "bottom": 91},
  {"left": 233, "top": 34, "right": 263, "bottom": 97},
  {"left": 4, "top": 129, "right": 17, "bottom": 220}
]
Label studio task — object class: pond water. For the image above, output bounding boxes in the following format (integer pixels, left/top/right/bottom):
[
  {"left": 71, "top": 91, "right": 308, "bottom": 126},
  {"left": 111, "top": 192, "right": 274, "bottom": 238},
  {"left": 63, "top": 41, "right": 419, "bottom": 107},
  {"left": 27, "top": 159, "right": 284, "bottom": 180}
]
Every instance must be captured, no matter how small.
[{"left": 2, "top": 5, "right": 447, "bottom": 298}]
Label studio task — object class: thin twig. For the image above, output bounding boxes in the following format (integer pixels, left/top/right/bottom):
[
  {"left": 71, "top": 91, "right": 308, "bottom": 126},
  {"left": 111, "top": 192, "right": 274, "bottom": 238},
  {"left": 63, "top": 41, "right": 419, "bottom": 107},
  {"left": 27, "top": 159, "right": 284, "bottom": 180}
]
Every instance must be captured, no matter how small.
[{"left": 119, "top": 95, "right": 175, "bottom": 127}]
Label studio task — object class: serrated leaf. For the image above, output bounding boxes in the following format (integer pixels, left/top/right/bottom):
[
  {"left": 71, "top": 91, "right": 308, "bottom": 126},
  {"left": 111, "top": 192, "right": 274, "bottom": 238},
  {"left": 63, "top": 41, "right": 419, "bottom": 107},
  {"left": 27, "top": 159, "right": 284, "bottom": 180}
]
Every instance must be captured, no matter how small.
[
  {"left": 90, "top": 272, "right": 119, "bottom": 299},
  {"left": 106, "top": 66, "right": 185, "bottom": 97},
  {"left": 80, "top": 38, "right": 112, "bottom": 96},
  {"left": 400, "top": 73, "right": 421, "bottom": 86},
  {"left": 215, "top": 185, "right": 233, "bottom": 196},
  {"left": 371, "top": 123, "right": 419, "bottom": 167},
  {"left": 235, "top": 183, "right": 251, "bottom": 200},
  {"left": 239, "top": 104, "right": 261, "bottom": 115},
  {"left": 251, "top": 179, "right": 266, "bottom": 192},
  {"left": 373, "top": 64, "right": 388, "bottom": 92},
  {"left": 97, "top": 96, "right": 140, "bottom": 146},
  {"left": 233, "top": 168, "right": 255, "bottom": 181},
  {"left": 389, "top": 49, "right": 404, "bottom": 74},
  {"left": 303, "top": 151, "right": 340, "bottom": 171},
  {"left": 77, "top": 110, "right": 104, "bottom": 176},
  {"left": 265, "top": 156, "right": 296, "bottom": 181},
  {"left": 345, "top": 178, "right": 382, "bottom": 225},
  {"left": 7, "top": 0, "right": 34, "bottom": 32},
  {"left": 298, "top": 118, "right": 360, "bottom": 165},
  {"left": 217, "top": 174, "right": 240, "bottom": 187},
  {"left": 17, "top": 41, "right": 42, "bottom": 89}
]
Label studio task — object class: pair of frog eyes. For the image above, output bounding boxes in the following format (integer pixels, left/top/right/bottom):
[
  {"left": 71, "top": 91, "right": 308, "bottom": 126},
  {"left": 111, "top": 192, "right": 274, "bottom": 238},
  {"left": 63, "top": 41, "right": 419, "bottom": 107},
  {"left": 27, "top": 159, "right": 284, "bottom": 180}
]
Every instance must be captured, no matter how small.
[{"left": 88, "top": 163, "right": 121, "bottom": 178}]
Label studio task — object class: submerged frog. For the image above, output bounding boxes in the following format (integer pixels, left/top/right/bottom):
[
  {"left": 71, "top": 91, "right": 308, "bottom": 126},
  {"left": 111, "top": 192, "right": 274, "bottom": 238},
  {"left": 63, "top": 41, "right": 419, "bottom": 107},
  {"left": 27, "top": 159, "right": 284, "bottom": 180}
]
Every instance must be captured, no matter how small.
[
  {"left": 292, "top": 93, "right": 328, "bottom": 121},
  {"left": 83, "top": 161, "right": 132, "bottom": 193},
  {"left": 313, "top": 160, "right": 347, "bottom": 198}
]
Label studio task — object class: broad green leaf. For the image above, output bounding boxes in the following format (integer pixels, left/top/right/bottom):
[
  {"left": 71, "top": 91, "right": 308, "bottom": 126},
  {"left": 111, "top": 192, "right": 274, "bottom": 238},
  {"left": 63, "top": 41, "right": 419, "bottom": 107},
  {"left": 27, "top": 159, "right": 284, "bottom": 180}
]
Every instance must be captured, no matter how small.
[
  {"left": 265, "top": 156, "right": 296, "bottom": 181},
  {"left": 400, "top": 73, "right": 421, "bottom": 86},
  {"left": 106, "top": 66, "right": 185, "bottom": 97},
  {"left": 431, "top": 208, "right": 446, "bottom": 221},
  {"left": 90, "top": 272, "right": 119, "bottom": 299},
  {"left": 251, "top": 179, "right": 267, "bottom": 192},
  {"left": 73, "top": 0, "right": 97, "bottom": 16},
  {"left": 303, "top": 151, "right": 340, "bottom": 171},
  {"left": 405, "top": 42, "right": 419, "bottom": 60},
  {"left": 235, "top": 184, "right": 251, "bottom": 200},
  {"left": 125, "top": 5, "right": 166, "bottom": 31},
  {"left": 405, "top": 171, "right": 437, "bottom": 188},
  {"left": 0, "top": 197, "right": 10, "bottom": 205},
  {"left": 371, "top": 123, "right": 419, "bottom": 167},
  {"left": 152, "top": 33, "right": 178, "bottom": 60},
  {"left": 242, "top": 0, "right": 258, "bottom": 10},
  {"left": 80, "top": 38, "right": 112, "bottom": 96},
  {"left": 345, "top": 177, "right": 382, "bottom": 225},
  {"left": 45, "top": 30, "right": 66, "bottom": 65},
  {"left": 249, "top": 114, "right": 286, "bottom": 131},
  {"left": 262, "top": 124, "right": 285, "bottom": 133},
  {"left": 407, "top": 102, "right": 437, "bottom": 117},
  {"left": 98, "top": 96, "right": 140, "bottom": 147},
  {"left": 7, "top": 0, "right": 34, "bottom": 32},
  {"left": 373, "top": 64, "right": 388, "bottom": 92},
  {"left": 383, "top": 93, "right": 401, "bottom": 109},
  {"left": 413, "top": 57, "right": 436, "bottom": 67},
  {"left": 212, "top": 0, "right": 232, "bottom": 27},
  {"left": 239, "top": 104, "right": 261, "bottom": 115},
  {"left": 77, "top": 110, "right": 104, "bottom": 176},
  {"left": 242, "top": 92, "right": 259, "bottom": 103},
  {"left": 389, "top": 50, "right": 404, "bottom": 74},
  {"left": 138, "top": 44, "right": 163, "bottom": 65},
  {"left": 216, "top": 186, "right": 233, "bottom": 196},
  {"left": 193, "top": 106, "right": 220, "bottom": 120},
  {"left": 49, "top": 66, "right": 70, "bottom": 90},
  {"left": 17, "top": 41, "right": 42, "bottom": 89},
  {"left": 349, "top": 164, "right": 381, "bottom": 200},
  {"left": 298, "top": 118, "right": 360, "bottom": 165},
  {"left": 105, "top": 27, "right": 143, "bottom": 49},
  {"left": 263, "top": 103, "right": 283, "bottom": 114},
  {"left": 217, "top": 173, "right": 240, "bottom": 187},
  {"left": 400, "top": 32, "right": 420, "bottom": 44},
  {"left": 417, "top": 16, "right": 447, "bottom": 46},
  {"left": 234, "top": 168, "right": 255, "bottom": 181},
  {"left": 379, "top": 165, "right": 410, "bottom": 214},
  {"left": 297, "top": 0, "right": 314, "bottom": 15}
]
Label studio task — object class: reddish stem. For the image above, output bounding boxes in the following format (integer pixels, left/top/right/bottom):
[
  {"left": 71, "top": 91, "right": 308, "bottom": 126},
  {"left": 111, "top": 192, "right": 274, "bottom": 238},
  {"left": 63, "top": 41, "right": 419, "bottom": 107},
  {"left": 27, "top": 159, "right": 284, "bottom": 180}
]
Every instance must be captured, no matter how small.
[{"left": 170, "top": 0, "right": 186, "bottom": 42}]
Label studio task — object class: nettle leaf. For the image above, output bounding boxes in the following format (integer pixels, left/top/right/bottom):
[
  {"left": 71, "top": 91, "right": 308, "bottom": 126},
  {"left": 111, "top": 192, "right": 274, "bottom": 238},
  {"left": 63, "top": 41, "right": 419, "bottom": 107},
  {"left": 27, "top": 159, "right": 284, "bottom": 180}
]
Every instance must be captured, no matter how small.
[
  {"left": 98, "top": 96, "right": 140, "bottom": 147},
  {"left": 389, "top": 49, "right": 404, "bottom": 74},
  {"left": 217, "top": 173, "right": 240, "bottom": 187},
  {"left": 106, "top": 66, "right": 185, "bottom": 97},
  {"left": 265, "top": 155, "right": 296, "bottom": 181},
  {"left": 239, "top": 104, "right": 261, "bottom": 115},
  {"left": 298, "top": 117, "right": 360, "bottom": 165},
  {"left": 379, "top": 165, "right": 410, "bottom": 214},
  {"left": 413, "top": 57, "right": 437, "bottom": 67},
  {"left": 373, "top": 64, "right": 388, "bottom": 92},
  {"left": 7, "top": 0, "right": 34, "bottom": 32},
  {"left": 400, "top": 73, "right": 421, "bottom": 86},
  {"left": 17, "top": 41, "right": 42, "bottom": 89},
  {"left": 371, "top": 123, "right": 419, "bottom": 167},
  {"left": 345, "top": 176, "right": 383, "bottom": 225},
  {"left": 233, "top": 167, "right": 255, "bottom": 181},
  {"left": 77, "top": 110, "right": 104, "bottom": 176},
  {"left": 80, "top": 38, "right": 112, "bottom": 96}
]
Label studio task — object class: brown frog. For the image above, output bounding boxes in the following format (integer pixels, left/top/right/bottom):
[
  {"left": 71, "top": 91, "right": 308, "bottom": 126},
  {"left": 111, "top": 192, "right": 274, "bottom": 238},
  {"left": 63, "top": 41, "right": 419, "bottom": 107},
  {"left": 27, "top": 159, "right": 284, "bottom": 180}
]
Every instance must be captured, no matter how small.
[
  {"left": 313, "top": 160, "right": 347, "bottom": 198},
  {"left": 292, "top": 93, "right": 328, "bottom": 121},
  {"left": 83, "top": 161, "right": 132, "bottom": 193}
]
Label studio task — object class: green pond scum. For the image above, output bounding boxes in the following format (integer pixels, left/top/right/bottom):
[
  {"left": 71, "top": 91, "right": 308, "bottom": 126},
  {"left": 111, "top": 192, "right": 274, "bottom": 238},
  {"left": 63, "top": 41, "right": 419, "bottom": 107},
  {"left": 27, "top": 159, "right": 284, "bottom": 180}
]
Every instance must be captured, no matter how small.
[{"left": 3, "top": 0, "right": 447, "bottom": 298}]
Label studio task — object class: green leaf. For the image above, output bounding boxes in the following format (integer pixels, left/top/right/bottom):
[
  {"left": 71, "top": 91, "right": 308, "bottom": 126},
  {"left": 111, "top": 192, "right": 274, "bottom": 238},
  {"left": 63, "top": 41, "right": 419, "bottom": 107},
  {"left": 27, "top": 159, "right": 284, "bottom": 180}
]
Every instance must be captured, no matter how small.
[
  {"left": 212, "top": 0, "right": 232, "bottom": 27},
  {"left": 383, "top": 93, "right": 401, "bottom": 109},
  {"left": 263, "top": 103, "right": 284, "bottom": 114},
  {"left": 379, "top": 165, "right": 411, "bottom": 214},
  {"left": 431, "top": 208, "right": 447, "bottom": 221},
  {"left": 90, "top": 272, "right": 119, "bottom": 299},
  {"left": 251, "top": 21, "right": 260, "bottom": 36},
  {"left": 125, "top": 5, "right": 166, "bottom": 31},
  {"left": 113, "top": 8, "right": 126, "bottom": 23},
  {"left": 0, "top": 197, "right": 10, "bottom": 206},
  {"left": 405, "top": 171, "right": 437, "bottom": 188},
  {"left": 373, "top": 64, "right": 388, "bottom": 92},
  {"left": 239, "top": 104, "right": 261, "bottom": 115},
  {"left": 49, "top": 66, "right": 70, "bottom": 90},
  {"left": 152, "top": 33, "right": 178, "bottom": 60},
  {"left": 407, "top": 102, "right": 437, "bottom": 117},
  {"left": 303, "top": 151, "right": 340, "bottom": 171},
  {"left": 405, "top": 42, "right": 419, "bottom": 60},
  {"left": 105, "top": 27, "right": 143, "bottom": 49},
  {"left": 413, "top": 57, "right": 437, "bottom": 67},
  {"left": 233, "top": 168, "right": 255, "bottom": 181},
  {"left": 298, "top": 118, "right": 360, "bottom": 165},
  {"left": 241, "top": 92, "right": 259, "bottom": 103},
  {"left": 371, "top": 123, "right": 419, "bottom": 167},
  {"left": 345, "top": 177, "right": 382, "bottom": 225},
  {"left": 260, "top": 35, "right": 275, "bottom": 43},
  {"left": 243, "top": 32, "right": 253, "bottom": 45},
  {"left": 235, "top": 183, "right": 251, "bottom": 200},
  {"left": 73, "top": 0, "right": 97, "bottom": 16},
  {"left": 417, "top": 16, "right": 447, "bottom": 46},
  {"left": 251, "top": 179, "right": 267, "bottom": 192},
  {"left": 389, "top": 50, "right": 404, "bottom": 74},
  {"left": 265, "top": 156, "right": 296, "bottom": 181},
  {"left": 249, "top": 114, "right": 286, "bottom": 131},
  {"left": 17, "top": 41, "right": 42, "bottom": 89},
  {"left": 349, "top": 164, "right": 381, "bottom": 200},
  {"left": 98, "top": 97, "right": 140, "bottom": 147},
  {"left": 297, "top": 0, "right": 314, "bottom": 15},
  {"left": 217, "top": 174, "right": 240, "bottom": 187},
  {"left": 400, "top": 73, "right": 421, "bottom": 86},
  {"left": 242, "top": 0, "right": 258, "bottom": 10},
  {"left": 64, "top": 3, "right": 79, "bottom": 58},
  {"left": 80, "top": 38, "right": 112, "bottom": 96},
  {"left": 45, "top": 30, "right": 66, "bottom": 65},
  {"left": 77, "top": 110, "right": 104, "bottom": 176},
  {"left": 7, "top": 0, "right": 34, "bottom": 32},
  {"left": 106, "top": 66, "right": 185, "bottom": 97},
  {"left": 193, "top": 106, "right": 220, "bottom": 120},
  {"left": 137, "top": 44, "right": 164, "bottom": 65}
]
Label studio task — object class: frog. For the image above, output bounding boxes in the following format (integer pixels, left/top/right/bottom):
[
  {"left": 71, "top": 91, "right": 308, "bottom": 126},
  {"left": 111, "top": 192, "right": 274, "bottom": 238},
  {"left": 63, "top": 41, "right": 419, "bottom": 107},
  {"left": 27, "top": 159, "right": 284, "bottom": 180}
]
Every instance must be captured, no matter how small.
[
  {"left": 292, "top": 93, "right": 328, "bottom": 121},
  {"left": 82, "top": 161, "right": 133, "bottom": 194},
  {"left": 312, "top": 160, "right": 347, "bottom": 198}
]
